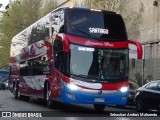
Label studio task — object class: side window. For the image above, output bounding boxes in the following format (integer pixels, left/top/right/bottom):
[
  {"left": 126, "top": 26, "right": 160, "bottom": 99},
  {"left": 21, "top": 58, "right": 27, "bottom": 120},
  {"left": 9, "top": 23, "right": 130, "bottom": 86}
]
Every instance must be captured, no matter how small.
[
  {"left": 43, "top": 59, "right": 50, "bottom": 74},
  {"left": 20, "top": 61, "right": 32, "bottom": 76},
  {"left": 145, "top": 82, "right": 158, "bottom": 90},
  {"left": 54, "top": 40, "right": 65, "bottom": 73},
  {"left": 20, "top": 61, "right": 29, "bottom": 76},
  {"left": 32, "top": 58, "right": 43, "bottom": 75},
  {"left": 20, "top": 57, "right": 50, "bottom": 76},
  {"left": 28, "top": 61, "right": 32, "bottom": 75},
  {"left": 32, "top": 57, "right": 50, "bottom": 75}
]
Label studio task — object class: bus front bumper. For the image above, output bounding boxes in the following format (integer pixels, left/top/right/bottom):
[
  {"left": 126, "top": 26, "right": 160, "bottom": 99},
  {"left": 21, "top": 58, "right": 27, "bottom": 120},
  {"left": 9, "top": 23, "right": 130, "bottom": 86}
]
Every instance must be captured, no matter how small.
[{"left": 63, "top": 85, "right": 128, "bottom": 105}]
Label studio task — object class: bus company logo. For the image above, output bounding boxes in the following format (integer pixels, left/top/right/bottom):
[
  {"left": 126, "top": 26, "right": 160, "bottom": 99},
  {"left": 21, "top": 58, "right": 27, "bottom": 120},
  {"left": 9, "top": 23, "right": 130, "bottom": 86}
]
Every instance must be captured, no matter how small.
[
  {"left": 104, "top": 42, "right": 113, "bottom": 47},
  {"left": 98, "top": 90, "right": 102, "bottom": 95},
  {"left": 85, "top": 41, "right": 103, "bottom": 46}
]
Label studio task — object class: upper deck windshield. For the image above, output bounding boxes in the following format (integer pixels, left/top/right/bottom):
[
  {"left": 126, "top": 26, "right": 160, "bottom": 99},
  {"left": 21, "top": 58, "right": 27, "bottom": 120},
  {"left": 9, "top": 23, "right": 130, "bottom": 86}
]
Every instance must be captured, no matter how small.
[
  {"left": 66, "top": 9, "right": 127, "bottom": 41},
  {"left": 70, "top": 44, "right": 129, "bottom": 83}
]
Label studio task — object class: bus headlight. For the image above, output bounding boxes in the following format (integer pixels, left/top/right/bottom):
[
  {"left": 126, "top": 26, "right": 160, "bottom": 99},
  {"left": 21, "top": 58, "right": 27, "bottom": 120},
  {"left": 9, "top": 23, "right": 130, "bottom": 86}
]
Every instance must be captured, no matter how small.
[
  {"left": 66, "top": 83, "right": 79, "bottom": 91},
  {"left": 119, "top": 86, "right": 128, "bottom": 92}
]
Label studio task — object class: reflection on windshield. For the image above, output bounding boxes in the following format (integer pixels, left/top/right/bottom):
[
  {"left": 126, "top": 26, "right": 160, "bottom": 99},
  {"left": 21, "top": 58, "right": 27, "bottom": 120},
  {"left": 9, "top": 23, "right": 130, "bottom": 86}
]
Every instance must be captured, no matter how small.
[{"left": 70, "top": 44, "right": 128, "bottom": 82}]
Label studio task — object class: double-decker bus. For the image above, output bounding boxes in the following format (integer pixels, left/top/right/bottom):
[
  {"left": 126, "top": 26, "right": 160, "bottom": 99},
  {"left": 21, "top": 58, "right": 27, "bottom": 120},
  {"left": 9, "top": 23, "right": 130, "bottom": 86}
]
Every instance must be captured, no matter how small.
[{"left": 9, "top": 7, "right": 142, "bottom": 111}]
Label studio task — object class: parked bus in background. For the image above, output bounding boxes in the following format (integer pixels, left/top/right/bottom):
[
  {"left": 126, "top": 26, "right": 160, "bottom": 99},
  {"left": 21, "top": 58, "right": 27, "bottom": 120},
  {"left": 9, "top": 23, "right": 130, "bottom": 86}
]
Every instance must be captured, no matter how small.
[
  {"left": 0, "top": 69, "right": 9, "bottom": 90},
  {"left": 9, "top": 7, "right": 142, "bottom": 111}
]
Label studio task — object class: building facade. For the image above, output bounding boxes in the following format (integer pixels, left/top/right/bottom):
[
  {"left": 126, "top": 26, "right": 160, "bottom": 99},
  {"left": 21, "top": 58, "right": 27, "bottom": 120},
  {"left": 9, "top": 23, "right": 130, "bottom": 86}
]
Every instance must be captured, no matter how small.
[{"left": 127, "top": 0, "right": 160, "bottom": 85}]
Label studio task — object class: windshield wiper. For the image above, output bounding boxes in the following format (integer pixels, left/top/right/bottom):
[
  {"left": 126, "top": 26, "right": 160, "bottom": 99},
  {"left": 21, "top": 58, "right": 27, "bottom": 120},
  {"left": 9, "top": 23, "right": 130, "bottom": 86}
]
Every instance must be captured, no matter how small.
[
  {"left": 72, "top": 27, "right": 99, "bottom": 40},
  {"left": 71, "top": 74, "right": 88, "bottom": 78},
  {"left": 71, "top": 74, "right": 100, "bottom": 83}
]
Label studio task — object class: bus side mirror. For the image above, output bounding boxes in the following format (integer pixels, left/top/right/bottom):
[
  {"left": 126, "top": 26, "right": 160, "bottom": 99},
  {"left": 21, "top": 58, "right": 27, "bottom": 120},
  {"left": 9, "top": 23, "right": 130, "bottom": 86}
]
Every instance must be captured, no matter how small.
[
  {"left": 55, "top": 34, "right": 69, "bottom": 52},
  {"left": 55, "top": 34, "right": 63, "bottom": 41},
  {"left": 128, "top": 40, "right": 143, "bottom": 59}
]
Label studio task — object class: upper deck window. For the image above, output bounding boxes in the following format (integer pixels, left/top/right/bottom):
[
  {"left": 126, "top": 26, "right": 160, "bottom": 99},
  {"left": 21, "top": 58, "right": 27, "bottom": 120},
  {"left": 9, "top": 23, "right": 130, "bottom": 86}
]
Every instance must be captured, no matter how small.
[{"left": 66, "top": 9, "right": 127, "bottom": 41}]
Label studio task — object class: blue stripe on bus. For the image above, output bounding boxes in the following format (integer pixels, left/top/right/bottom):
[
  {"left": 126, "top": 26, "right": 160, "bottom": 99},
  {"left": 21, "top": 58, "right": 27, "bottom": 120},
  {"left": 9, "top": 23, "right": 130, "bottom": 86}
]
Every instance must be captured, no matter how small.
[{"left": 61, "top": 84, "right": 128, "bottom": 105}]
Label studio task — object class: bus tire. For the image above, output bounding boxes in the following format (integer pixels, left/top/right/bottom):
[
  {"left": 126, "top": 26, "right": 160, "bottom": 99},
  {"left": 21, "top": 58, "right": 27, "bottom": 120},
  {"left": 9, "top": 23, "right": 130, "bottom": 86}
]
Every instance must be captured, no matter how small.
[
  {"left": 116, "top": 105, "right": 125, "bottom": 108},
  {"left": 136, "top": 98, "right": 146, "bottom": 112},
  {"left": 2, "top": 85, "right": 5, "bottom": 90},
  {"left": 14, "top": 82, "right": 23, "bottom": 100},
  {"left": 23, "top": 96, "right": 30, "bottom": 101},
  {"left": 45, "top": 83, "right": 53, "bottom": 108},
  {"left": 94, "top": 104, "right": 106, "bottom": 112},
  {"left": 14, "top": 82, "right": 18, "bottom": 99}
]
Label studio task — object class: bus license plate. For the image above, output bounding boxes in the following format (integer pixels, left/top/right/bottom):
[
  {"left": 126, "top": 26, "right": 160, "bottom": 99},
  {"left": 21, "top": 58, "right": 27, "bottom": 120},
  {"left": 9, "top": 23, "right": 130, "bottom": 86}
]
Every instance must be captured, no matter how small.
[{"left": 94, "top": 98, "right": 105, "bottom": 102}]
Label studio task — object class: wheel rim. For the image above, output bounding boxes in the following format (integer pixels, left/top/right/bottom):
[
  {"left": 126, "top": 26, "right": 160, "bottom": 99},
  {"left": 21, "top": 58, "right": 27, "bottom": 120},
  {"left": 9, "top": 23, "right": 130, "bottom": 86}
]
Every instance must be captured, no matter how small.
[
  {"left": 13, "top": 86, "right": 16, "bottom": 95},
  {"left": 46, "top": 90, "right": 51, "bottom": 101},
  {"left": 14, "top": 83, "right": 20, "bottom": 99},
  {"left": 46, "top": 84, "right": 51, "bottom": 104},
  {"left": 18, "top": 90, "right": 21, "bottom": 98}
]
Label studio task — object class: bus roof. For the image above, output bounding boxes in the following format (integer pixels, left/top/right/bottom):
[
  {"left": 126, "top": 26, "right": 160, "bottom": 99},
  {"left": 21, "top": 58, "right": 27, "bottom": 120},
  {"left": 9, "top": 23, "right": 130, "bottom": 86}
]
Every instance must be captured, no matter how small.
[{"left": 11, "top": 7, "right": 118, "bottom": 40}]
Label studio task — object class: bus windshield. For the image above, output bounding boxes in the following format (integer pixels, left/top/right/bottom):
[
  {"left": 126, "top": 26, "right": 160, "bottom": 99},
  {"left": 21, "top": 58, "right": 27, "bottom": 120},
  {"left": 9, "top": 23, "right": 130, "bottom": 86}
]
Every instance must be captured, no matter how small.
[
  {"left": 66, "top": 9, "right": 127, "bottom": 41},
  {"left": 70, "top": 44, "right": 128, "bottom": 83}
]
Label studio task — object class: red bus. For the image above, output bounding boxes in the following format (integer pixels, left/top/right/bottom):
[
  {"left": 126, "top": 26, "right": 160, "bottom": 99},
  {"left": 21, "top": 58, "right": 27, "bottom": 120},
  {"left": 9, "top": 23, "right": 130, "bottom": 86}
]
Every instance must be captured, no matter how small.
[{"left": 9, "top": 7, "right": 142, "bottom": 111}]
